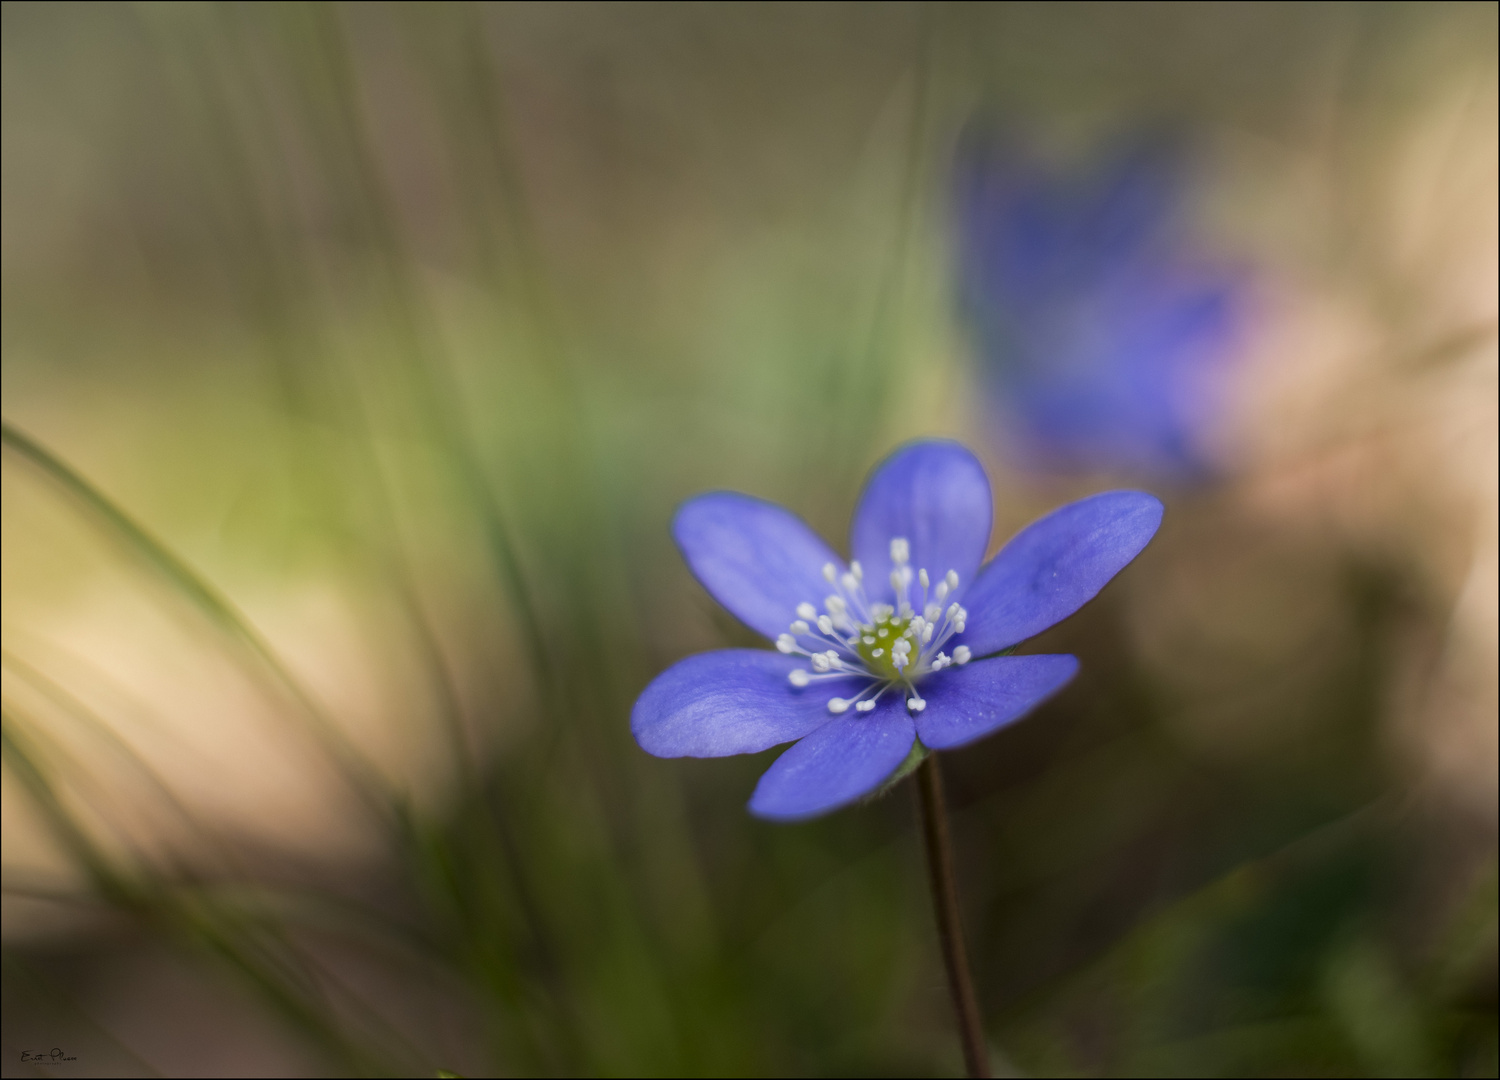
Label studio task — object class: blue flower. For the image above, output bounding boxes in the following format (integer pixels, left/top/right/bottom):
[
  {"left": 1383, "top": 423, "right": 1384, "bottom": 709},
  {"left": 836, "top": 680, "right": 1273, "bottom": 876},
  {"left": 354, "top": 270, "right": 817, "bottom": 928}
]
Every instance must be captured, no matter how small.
[
  {"left": 955, "top": 130, "right": 1243, "bottom": 477},
  {"left": 632, "top": 441, "right": 1162, "bottom": 821}
]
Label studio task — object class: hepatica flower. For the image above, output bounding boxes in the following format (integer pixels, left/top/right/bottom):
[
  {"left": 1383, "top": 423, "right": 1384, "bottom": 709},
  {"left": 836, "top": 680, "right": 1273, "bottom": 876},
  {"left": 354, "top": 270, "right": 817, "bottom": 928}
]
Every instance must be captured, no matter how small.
[
  {"left": 632, "top": 441, "right": 1162, "bottom": 821},
  {"left": 956, "top": 130, "right": 1244, "bottom": 477}
]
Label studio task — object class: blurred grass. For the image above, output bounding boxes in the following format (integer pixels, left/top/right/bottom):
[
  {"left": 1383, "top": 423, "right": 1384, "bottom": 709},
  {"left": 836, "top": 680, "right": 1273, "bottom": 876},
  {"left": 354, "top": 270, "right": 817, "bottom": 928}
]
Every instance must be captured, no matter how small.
[{"left": 3, "top": 3, "right": 1497, "bottom": 1077}]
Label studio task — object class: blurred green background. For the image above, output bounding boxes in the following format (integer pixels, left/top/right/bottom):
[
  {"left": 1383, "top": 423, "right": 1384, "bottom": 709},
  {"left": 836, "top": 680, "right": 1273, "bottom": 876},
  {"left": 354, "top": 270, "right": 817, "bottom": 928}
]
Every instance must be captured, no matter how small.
[{"left": 2, "top": 3, "right": 1495, "bottom": 1076}]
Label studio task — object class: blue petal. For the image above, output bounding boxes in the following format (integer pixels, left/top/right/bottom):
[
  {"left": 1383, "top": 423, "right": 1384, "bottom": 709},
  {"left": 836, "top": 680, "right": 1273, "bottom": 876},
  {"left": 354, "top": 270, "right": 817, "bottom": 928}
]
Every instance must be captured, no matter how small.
[
  {"left": 960, "top": 491, "right": 1163, "bottom": 656},
  {"left": 915, "top": 654, "right": 1078, "bottom": 750},
  {"left": 632, "top": 649, "right": 860, "bottom": 758},
  {"left": 748, "top": 695, "right": 916, "bottom": 821},
  {"left": 849, "top": 441, "right": 992, "bottom": 606},
  {"left": 674, "top": 493, "right": 844, "bottom": 641}
]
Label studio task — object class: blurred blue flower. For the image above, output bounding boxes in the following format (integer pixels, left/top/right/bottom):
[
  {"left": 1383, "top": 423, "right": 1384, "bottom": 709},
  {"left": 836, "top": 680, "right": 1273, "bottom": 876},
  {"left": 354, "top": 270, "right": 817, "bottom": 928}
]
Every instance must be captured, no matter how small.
[
  {"left": 956, "top": 130, "right": 1244, "bottom": 476},
  {"left": 633, "top": 441, "right": 1162, "bottom": 821}
]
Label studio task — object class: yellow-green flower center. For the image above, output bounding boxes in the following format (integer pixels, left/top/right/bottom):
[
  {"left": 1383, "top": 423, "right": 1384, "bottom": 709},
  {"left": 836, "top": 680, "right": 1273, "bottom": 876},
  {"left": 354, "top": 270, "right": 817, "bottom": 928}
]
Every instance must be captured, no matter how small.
[{"left": 855, "top": 612, "right": 917, "bottom": 681}]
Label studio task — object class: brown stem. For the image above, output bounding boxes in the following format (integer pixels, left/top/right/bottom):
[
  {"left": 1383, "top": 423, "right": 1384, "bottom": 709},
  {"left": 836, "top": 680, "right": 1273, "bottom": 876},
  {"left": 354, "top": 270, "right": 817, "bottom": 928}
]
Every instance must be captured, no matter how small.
[{"left": 916, "top": 755, "right": 990, "bottom": 1078}]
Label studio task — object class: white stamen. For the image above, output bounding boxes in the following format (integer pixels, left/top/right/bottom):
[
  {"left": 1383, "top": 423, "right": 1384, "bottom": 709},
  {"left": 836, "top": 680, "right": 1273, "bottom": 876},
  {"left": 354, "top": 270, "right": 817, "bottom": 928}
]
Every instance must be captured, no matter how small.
[{"left": 787, "top": 538, "right": 973, "bottom": 713}]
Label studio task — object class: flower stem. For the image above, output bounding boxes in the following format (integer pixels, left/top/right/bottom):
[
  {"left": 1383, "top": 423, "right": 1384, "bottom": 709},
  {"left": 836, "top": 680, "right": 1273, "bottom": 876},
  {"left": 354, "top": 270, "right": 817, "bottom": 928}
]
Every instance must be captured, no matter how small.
[{"left": 915, "top": 755, "right": 990, "bottom": 1078}]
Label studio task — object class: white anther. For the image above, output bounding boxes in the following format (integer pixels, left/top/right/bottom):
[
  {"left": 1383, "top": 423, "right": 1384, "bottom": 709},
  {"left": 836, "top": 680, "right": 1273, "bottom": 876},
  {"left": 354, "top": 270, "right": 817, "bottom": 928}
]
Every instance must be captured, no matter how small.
[
  {"left": 946, "top": 570, "right": 959, "bottom": 590},
  {"left": 919, "top": 568, "right": 930, "bottom": 589},
  {"left": 925, "top": 602, "right": 942, "bottom": 622},
  {"left": 827, "top": 698, "right": 849, "bottom": 714},
  {"left": 850, "top": 560, "right": 863, "bottom": 581},
  {"left": 872, "top": 604, "right": 894, "bottom": 620},
  {"left": 825, "top": 595, "right": 846, "bottom": 615},
  {"left": 797, "top": 602, "right": 818, "bottom": 621},
  {"left": 890, "top": 537, "right": 910, "bottom": 565},
  {"left": 907, "top": 696, "right": 926, "bottom": 712},
  {"left": 947, "top": 603, "right": 960, "bottom": 621},
  {"left": 811, "top": 653, "right": 831, "bottom": 672},
  {"left": 890, "top": 570, "right": 902, "bottom": 592},
  {"left": 922, "top": 625, "right": 934, "bottom": 643},
  {"left": 872, "top": 648, "right": 884, "bottom": 657},
  {"left": 935, "top": 581, "right": 950, "bottom": 602},
  {"left": 776, "top": 634, "right": 796, "bottom": 653},
  {"left": 953, "top": 645, "right": 971, "bottom": 665},
  {"left": 893, "top": 654, "right": 907, "bottom": 670},
  {"left": 789, "top": 669, "right": 811, "bottom": 687},
  {"left": 823, "top": 563, "right": 838, "bottom": 583},
  {"left": 790, "top": 620, "right": 810, "bottom": 635},
  {"left": 935, "top": 651, "right": 950, "bottom": 668},
  {"left": 841, "top": 572, "right": 859, "bottom": 593},
  {"left": 892, "top": 638, "right": 911, "bottom": 654},
  {"left": 856, "top": 699, "right": 876, "bottom": 712},
  {"left": 955, "top": 621, "right": 966, "bottom": 633},
  {"left": 817, "top": 615, "right": 834, "bottom": 635}
]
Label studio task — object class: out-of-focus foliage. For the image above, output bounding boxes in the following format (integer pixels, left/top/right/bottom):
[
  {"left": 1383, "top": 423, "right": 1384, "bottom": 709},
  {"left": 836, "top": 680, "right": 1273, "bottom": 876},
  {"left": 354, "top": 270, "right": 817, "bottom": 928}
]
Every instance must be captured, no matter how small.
[{"left": 2, "top": 3, "right": 1495, "bottom": 1077}]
